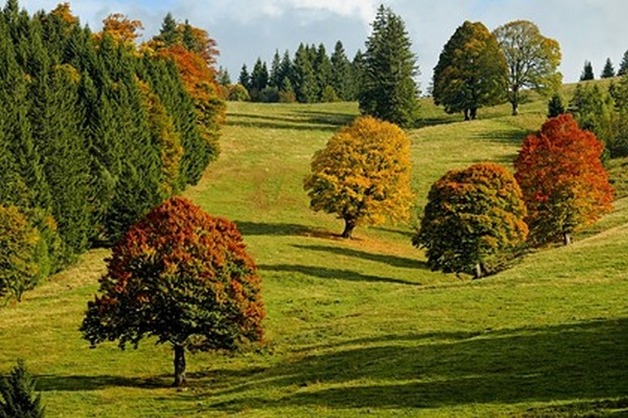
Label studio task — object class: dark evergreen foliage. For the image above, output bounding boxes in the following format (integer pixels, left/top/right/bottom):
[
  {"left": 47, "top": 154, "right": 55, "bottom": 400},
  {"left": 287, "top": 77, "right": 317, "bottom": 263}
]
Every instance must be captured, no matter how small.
[
  {"left": 358, "top": 5, "right": 420, "bottom": 127},
  {"left": 601, "top": 58, "right": 615, "bottom": 79},
  {"left": 0, "top": 1, "right": 222, "bottom": 295},
  {"left": 618, "top": 50, "right": 628, "bottom": 76},
  {"left": 581, "top": 60, "right": 594, "bottom": 81},
  {"left": 0, "top": 359, "right": 44, "bottom": 418},
  {"left": 547, "top": 93, "right": 565, "bottom": 118}
]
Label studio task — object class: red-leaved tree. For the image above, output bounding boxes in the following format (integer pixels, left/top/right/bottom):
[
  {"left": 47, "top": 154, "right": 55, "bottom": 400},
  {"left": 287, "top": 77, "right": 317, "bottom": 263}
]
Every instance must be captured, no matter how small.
[
  {"left": 81, "top": 197, "right": 264, "bottom": 386},
  {"left": 514, "top": 114, "right": 614, "bottom": 245}
]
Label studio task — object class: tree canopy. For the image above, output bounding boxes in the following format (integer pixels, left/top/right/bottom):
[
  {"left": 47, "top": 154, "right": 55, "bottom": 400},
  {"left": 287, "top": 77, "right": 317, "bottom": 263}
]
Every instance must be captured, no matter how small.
[
  {"left": 433, "top": 20, "right": 508, "bottom": 120},
  {"left": 81, "top": 197, "right": 265, "bottom": 387},
  {"left": 514, "top": 114, "right": 614, "bottom": 245},
  {"left": 304, "top": 116, "right": 414, "bottom": 239},
  {"left": 414, "top": 163, "right": 528, "bottom": 279},
  {"left": 493, "top": 20, "right": 562, "bottom": 115}
]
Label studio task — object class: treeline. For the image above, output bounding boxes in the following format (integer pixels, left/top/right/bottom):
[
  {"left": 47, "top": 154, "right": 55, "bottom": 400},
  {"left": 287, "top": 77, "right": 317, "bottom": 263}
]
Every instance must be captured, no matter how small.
[
  {"left": 0, "top": 0, "right": 223, "bottom": 300},
  {"left": 580, "top": 51, "right": 628, "bottom": 81},
  {"left": 235, "top": 41, "right": 363, "bottom": 103}
]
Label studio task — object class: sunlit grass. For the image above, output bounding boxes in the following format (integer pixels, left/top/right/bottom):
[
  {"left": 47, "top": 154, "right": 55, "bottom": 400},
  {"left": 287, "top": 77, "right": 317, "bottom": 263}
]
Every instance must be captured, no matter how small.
[{"left": 1, "top": 90, "right": 626, "bottom": 417}]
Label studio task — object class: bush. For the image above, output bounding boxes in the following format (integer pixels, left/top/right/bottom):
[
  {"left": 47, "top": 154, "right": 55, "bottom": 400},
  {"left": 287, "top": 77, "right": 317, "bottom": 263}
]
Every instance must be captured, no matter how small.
[
  {"left": 228, "top": 83, "right": 250, "bottom": 101},
  {"left": 0, "top": 206, "right": 41, "bottom": 302}
]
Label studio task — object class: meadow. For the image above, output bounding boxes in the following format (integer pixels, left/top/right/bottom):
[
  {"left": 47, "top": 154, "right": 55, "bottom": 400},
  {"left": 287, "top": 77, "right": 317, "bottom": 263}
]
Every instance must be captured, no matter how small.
[{"left": 1, "top": 90, "right": 627, "bottom": 417}]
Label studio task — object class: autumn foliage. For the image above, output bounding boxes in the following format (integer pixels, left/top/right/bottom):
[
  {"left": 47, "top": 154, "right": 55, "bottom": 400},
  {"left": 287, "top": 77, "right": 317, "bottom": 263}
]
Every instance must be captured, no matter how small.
[
  {"left": 81, "top": 197, "right": 264, "bottom": 386},
  {"left": 304, "top": 116, "right": 414, "bottom": 238},
  {"left": 0, "top": 206, "right": 41, "bottom": 302},
  {"left": 514, "top": 114, "right": 614, "bottom": 245},
  {"left": 414, "top": 163, "right": 528, "bottom": 278}
]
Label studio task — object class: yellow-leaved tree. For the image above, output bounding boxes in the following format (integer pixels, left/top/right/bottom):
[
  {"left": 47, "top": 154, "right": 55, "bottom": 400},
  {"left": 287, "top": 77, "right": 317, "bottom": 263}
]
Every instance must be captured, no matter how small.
[{"left": 304, "top": 116, "right": 414, "bottom": 238}]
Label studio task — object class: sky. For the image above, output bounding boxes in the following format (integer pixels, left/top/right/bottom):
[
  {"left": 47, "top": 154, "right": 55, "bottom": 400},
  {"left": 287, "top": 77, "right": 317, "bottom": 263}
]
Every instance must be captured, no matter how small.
[{"left": 21, "top": 0, "right": 628, "bottom": 91}]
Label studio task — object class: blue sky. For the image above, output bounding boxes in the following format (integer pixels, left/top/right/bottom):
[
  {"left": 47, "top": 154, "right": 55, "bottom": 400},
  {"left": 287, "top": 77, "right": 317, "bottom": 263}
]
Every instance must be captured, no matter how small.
[{"left": 21, "top": 0, "right": 628, "bottom": 90}]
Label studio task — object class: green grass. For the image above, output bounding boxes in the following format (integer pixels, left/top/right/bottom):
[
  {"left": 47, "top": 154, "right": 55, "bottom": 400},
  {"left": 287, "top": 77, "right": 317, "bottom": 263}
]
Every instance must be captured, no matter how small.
[{"left": 1, "top": 89, "right": 627, "bottom": 417}]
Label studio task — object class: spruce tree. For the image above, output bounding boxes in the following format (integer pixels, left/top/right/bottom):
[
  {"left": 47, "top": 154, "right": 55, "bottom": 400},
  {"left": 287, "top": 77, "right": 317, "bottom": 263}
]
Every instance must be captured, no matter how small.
[
  {"left": 330, "top": 41, "right": 351, "bottom": 101},
  {"left": 238, "top": 64, "right": 251, "bottom": 91},
  {"left": 293, "top": 43, "right": 318, "bottom": 103},
  {"left": 618, "top": 50, "right": 628, "bottom": 76},
  {"left": 269, "top": 50, "right": 282, "bottom": 88},
  {"left": 547, "top": 93, "right": 565, "bottom": 118},
  {"left": 601, "top": 57, "right": 615, "bottom": 78},
  {"left": 313, "top": 43, "right": 333, "bottom": 101},
  {"left": 0, "top": 359, "right": 44, "bottom": 418},
  {"left": 359, "top": 5, "right": 420, "bottom": 127},
  {"left": 580, "top": 60, "right": 594, "bottom": 81},
  {"left": 157, "top": 12, "right": 178, "bottom": 47}
]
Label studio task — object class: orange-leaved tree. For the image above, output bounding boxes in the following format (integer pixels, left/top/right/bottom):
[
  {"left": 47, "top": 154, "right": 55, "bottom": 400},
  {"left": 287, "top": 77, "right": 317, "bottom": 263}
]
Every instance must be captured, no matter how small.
[
  {"left": 81, "top": 197, "right": 265, "bottom": 387},
  {"left": 304, "top": 116, "right": 414, "bottom": 238},
  {"left": 514, "top": 114, "right": 614, "bottom": 245},
  {"left": 413, "top": 163, "right": 528, "bottom": 278}
]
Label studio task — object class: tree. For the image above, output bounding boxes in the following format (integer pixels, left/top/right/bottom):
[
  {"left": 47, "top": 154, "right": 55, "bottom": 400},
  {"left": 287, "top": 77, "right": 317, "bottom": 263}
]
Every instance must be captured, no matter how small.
[
  {"left": 580, "top": 60, "right": 594, "bottom": 81},
  {"left": 304, "top": 116, "right": 414, "bottom": 238},
  {"left": 601, "top": 57, "right": 615, "bottom": 79},
  {"left": 81, "top": 197, "right": 265, "bottom": 387},
  {"left": 568, "top": 83, "right": 616, "bottom": 148},
  {"left": 433, "top": 21, "right": 508, "bottom": 120},
  {"left": 618, "top": 50, "right": 628, "bottom": 76},
  {"left": 359, "top": 6, "right": 420, "bottom": 127},
  {"left": 514, "top": 114, "right": 614, "bottom": 246},
  {"left": 250, "top": 58, "right": 268, "bottom": 100},
  {"left": 268, "top": 50, "right": 282, "bottom": 88},
  {"left": 313, "top": 43, "right": 333, "bottom": 101},
  {"left": 293, "top": 43, "right": 318, "bottom": 103},
  {"left": 238, "top": 64, "right": 251, "bottom": 91},
  {"left": 330, "top": 41, "right": 351, "bottom": 101},
  {"left": 413, "top": 163, "right": 528, "bottom": 279},
  {"left": 547, "top": 93, "right": 565, "bottom": 118},
  {"left": 99, "top": 13, "right": 143, "bottom": 47},
  {"left": 494, "top": 20, "right": 562, "bottom": 115},
  {"left": 0, "top": 205, "right": 40, "bottom": 302},
  {"left": 0, "top": 359, "right": 44, "bottom": 418},
  {"left": 155, "top": 12, "right": 178, "bottom": 47}
]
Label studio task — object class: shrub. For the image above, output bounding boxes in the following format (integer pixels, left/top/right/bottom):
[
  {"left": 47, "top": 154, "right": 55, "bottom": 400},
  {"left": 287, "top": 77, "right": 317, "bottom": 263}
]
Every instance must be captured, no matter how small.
[{"left": 0, "top": 359, "right": 44, "bottom": 418}]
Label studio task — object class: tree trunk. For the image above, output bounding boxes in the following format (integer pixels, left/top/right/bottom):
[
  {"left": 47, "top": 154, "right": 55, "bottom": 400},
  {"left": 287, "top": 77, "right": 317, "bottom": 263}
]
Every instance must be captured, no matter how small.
[
  {"left": 563, "top": 231, "right": 572, "bottom": 246},
  {"left": 173, "top": 345, "right": 186, "bottom": 387},
  {"left": 464, "top": 109, "right": 470, "bottom": 121},
  {"left": 470, "top": 108, "right": 477, "bottom": 120},
  {"left": 473, "top": 263, "right": 483, "bottom": 280},
  {"left": 511, "top": 87, "right": 519, "bottom": 116},
  {"left": 341, "top": 218, "right": 356, "bottom": 239}
]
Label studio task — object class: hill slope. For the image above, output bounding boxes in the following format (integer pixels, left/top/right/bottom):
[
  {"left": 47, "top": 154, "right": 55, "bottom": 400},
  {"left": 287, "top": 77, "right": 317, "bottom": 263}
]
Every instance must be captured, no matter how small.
[{"left": 0, "top": 96, "right": 626, "bottom": 417}]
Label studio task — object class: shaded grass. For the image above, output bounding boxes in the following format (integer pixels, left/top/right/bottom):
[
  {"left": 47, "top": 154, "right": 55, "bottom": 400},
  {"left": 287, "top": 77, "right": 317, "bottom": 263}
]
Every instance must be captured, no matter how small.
[{"left": 1, "top": 92, "right": 627, "bottom": 417}]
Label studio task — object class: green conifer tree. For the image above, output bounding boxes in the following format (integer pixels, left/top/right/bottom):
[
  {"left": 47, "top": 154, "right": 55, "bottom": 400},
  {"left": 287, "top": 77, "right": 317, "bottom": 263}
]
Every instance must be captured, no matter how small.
[
  {"left": 601, "top": 57, "right": 615, "bottom": 78},
  {"left": 359, "top": 5, "right": 420, "bottom": 127},
  {"left": 0, "top": 360, "right": 44, "bottom": 418}
]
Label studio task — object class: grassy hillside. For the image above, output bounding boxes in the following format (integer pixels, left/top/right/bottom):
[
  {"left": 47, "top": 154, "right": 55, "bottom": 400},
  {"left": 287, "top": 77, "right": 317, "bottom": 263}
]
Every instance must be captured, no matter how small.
[{"left": 0, "top": 90, "right": 626, "bottom": 417}]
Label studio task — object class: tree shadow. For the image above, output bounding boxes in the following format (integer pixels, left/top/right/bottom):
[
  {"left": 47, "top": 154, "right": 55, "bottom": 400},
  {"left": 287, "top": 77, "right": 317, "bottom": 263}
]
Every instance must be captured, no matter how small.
[
  {"left": 292, "top": 244, "right": 426, "bottom": 270},
  {"left": 203, "top": 318, "right": 628, "bottom": 414},
  {"left": 227, "top": 112, "right": 341, "bottom": 132},
  {"left": 33, "top": 374, "right": 168, "bottom": 391},
  {"left": 234, "top": 221, "right": 336, "bottom": 239},
  {"left": 371, "top": 226, "right": 416, "bottom": 239},
  {"left": 258, "top": 264, "right": 421, "bottom": 286},
  {"left": 473, "top": 129, "right": 526, "bottom": 145},
  {"left": 296, "top": 110, "right": 356, "bottom": 127}
]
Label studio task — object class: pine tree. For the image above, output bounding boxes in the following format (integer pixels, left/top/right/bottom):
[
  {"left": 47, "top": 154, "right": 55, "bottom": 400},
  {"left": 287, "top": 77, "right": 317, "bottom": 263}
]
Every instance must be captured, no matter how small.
[
  {"left": 601, "top": 57, "right": 615, "bottom": 78},
  {"left": 313, "top": 43, "right": 333, "bottom": 101},
  {"left": 359, "top": 5, "right": 420, "bottom": 127},
  {"left": 250, "top": 58, "right": 268, "bottom": 100},
  {"left": 618, "top": 50, "right": 628, "bottom": 76},
  {"left": 238, "top": 64, "right": 251, "bottom": 91},
  {"left": 580, "top": 60, "right": 594, "bottom": 81},
  {"left": 547, "top": 93, "right": 565, "bottom": 118},
  {"left": 269, "top": 50, "right": 282, "bottom": 88},
  {"left": 0, "top": 360, "right": 44, "bottom": 418},
  {"left": 156, "top": 12, "right": 178, "bottom": 47},
  {"left": 293, "top": 43, "right": 318, "bottom": 103},
  {"left": 330, "top": 41, "right": 351, "bottom": 101}
]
